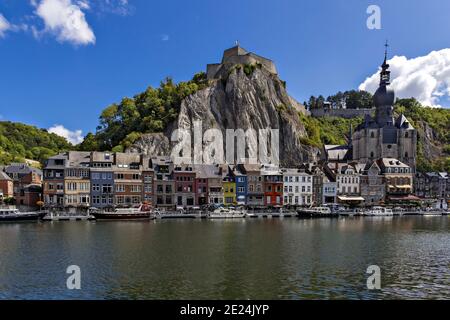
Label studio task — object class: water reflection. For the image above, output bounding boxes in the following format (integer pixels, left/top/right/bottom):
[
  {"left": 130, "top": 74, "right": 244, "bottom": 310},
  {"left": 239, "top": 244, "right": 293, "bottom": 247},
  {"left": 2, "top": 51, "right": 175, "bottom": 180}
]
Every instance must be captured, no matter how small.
[{"left": 0, "top": 217, "right": 448, "bottom": 299}]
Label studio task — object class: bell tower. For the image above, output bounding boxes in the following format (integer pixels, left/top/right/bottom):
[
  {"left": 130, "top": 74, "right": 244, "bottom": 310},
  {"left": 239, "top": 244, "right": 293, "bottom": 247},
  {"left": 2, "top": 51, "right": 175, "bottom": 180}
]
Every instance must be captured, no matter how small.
[{"left": 374, "top": 41, "right": 395, "bottom": 127}]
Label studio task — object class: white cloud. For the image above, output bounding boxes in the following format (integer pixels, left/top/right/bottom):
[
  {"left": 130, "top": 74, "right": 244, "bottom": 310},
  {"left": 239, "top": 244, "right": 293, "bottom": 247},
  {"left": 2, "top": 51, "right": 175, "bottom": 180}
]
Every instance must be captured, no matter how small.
[
  {"left": 99, "top": 0, "right": 133, "bottom": 16},
  {"left": 33, "top": 0, "right": 95, "bottom": 45},
  {"left": 49, "top": 125, "right": 84, "bottom": 144},
  {"left": 0, "top": 13, "right": 11, "bottom": 38},
  {"left": 359, "top": 48, "right": 450, "bottom": 108}
]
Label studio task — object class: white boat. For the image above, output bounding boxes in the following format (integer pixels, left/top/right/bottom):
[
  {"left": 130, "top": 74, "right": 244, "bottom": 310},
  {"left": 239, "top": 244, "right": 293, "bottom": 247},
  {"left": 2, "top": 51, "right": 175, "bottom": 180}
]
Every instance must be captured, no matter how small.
[
  {"left": 297, "top": 206, "right": 332, "bottom": 218},
  {"left": 0, "top": 208, "right": 42, "bottom": 222},
  {"left": 208, "top": 207, "right": 246, "bottom": 219},
  {"left": 364, "top": 207, "right": 394, "bottom": 216}
]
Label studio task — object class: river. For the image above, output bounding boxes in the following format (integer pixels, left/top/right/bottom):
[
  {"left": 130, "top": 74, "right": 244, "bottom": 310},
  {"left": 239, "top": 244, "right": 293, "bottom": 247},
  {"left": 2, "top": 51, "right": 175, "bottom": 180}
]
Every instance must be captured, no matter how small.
[{"left": 0, "top": 216, "right": 448, "bottom": 299}]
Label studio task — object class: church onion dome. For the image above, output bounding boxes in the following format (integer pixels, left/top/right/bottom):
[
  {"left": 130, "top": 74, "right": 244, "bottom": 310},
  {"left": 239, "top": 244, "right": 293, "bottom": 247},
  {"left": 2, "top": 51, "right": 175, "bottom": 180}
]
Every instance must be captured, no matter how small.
[{"left": 374, "top": 84, "right": 395, "bottom": 108}]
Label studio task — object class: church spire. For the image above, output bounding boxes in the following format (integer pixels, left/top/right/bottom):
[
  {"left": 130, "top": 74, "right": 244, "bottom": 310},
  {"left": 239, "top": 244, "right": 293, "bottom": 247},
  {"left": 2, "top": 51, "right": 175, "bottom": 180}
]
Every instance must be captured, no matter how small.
[{"left": 380, "top": 40, "right": 391, "bottom": 86}]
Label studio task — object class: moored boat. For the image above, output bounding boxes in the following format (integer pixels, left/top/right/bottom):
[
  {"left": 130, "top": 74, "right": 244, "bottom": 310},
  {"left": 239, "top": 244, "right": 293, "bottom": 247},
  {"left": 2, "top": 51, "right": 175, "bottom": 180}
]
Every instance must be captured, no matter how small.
[
  {"left": 364, "top": 206, "right": 394, "bottom": 216},
  {"left": 91, "top": 204, "right": 155, "bottom": 220},
  {"left": 297, "top": 206, "right": 333, "bottom": 218},
  {"left": 208, "top": 207, "right": 246, "bottom": 219},
  {"left": 0, "top": 208, "right": 43, "bottom": 222}
]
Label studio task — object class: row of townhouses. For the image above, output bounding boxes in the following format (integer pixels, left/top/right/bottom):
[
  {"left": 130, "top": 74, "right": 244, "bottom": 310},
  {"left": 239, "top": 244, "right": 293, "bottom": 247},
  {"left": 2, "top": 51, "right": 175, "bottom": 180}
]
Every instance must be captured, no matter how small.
[
  {"left": 0, "top": 163, "right": 42, "bottom": 209},
  {"left": 33, "top": 151, "right": 450, "bottom": 211}
]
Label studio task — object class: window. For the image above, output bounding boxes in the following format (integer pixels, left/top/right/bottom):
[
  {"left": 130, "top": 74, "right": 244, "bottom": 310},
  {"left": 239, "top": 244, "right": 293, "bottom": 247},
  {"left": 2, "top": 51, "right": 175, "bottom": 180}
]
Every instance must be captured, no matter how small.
[
  {"left": 67, "top": 182, "right": 77, "bottom": 191},
  {"left": 131, "top": 185, "right": 141, "bottom": 193},
  {"left": 116, "top": 173, "right": 124, "bottom": 180},
  {"left": 116, "top": 184, "right": 125, "bottom": 192},
  {"left": 102, "top": 184, "right": 112, "bottom": 193},
  {"left": 405, "top": 132, "right": 409, "bottom": 138},
  {"left": 371, "top": 132, "right": 375, "bottom": 138},
  {"left": 116, "top": 196, "right": 125, "bottom": 204},
  {"left": 80, "top": 195, "right": 89, "bottom": 204},
  {"left": 92, "top": 173, "right": 100, "bottom": 179},
  {"left": 132, "top": 196, "right": 141, "bottom": 204},
  {"left": 92, "top": 184, "right": 100, "bottom": 192}
]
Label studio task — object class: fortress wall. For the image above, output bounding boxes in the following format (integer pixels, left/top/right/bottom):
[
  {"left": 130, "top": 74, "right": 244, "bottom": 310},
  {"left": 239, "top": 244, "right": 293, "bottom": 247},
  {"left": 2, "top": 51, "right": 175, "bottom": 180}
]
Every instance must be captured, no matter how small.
[
  {"left": 247, "top": 53, "right": 277, "bottom": 74},
  {"left": 207, "top": 64, "right": 221, "bottom": 80},
  {"left": 311, "top": 108, "right": 374, "bottom": 119}
]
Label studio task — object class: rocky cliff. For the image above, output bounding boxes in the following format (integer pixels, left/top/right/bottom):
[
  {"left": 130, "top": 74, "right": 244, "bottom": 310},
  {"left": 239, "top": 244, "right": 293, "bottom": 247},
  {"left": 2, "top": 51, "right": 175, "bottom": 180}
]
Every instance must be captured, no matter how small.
[{"left": 129, "top": 64, "right": 319, "bottom": 166}]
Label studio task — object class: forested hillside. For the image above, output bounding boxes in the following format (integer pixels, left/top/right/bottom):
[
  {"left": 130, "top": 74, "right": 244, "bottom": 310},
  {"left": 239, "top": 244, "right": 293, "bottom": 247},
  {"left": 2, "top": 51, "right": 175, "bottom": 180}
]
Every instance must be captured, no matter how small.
[{"left": 0, "top": 122, "right": 72, "bottom": 166}]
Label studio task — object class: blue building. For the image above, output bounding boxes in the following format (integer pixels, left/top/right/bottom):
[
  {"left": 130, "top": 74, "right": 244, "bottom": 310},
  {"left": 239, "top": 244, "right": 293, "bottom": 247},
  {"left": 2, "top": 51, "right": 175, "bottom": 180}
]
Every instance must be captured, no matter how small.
[
  {"left": 90, "top": 152, "right": 114, "bottom": 208},
  {"left": 234, "top": 165, "right": 247, "bottom": 205}
]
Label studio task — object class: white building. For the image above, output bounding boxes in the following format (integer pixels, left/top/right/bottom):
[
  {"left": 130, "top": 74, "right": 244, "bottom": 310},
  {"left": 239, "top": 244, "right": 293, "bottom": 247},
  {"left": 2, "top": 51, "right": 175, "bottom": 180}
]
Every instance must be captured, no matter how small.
[
  {"left": 323, "top": 180, "right": 337, "bottom": 205},
  {"left": 282, "top": 169, "right": 313, "bottom": 207},
  {"left": 336, "top": 164, "right": 361, "bottom": 196}
]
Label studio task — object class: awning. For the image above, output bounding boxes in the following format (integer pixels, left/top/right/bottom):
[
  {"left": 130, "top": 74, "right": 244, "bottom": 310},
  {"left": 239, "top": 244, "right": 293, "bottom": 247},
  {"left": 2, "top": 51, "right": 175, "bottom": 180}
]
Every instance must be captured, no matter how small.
[
  {"left": 338, "top": 196, "right": 365, "bottom": 201},
  {"left": 388, "top": 195, "right": 421, "bottom": 201},
  {"left": 388, "top": 185, "right": 412, "bottom": 189}
]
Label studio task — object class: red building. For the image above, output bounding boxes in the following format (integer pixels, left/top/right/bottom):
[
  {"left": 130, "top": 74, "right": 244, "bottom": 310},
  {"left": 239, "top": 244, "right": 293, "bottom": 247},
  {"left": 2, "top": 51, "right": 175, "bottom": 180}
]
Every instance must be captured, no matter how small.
[
  {"left": 0, "top": 171, "right": 14, "bottom": 202},
  {"left": 262, "top": 166, "right": 283, "bottom": 207},
  {"left": 4, "top": 163, "right": 42, "bottom": 208},
  {"left": 174, "top": 164, "right": 196, "bottom": 208}
]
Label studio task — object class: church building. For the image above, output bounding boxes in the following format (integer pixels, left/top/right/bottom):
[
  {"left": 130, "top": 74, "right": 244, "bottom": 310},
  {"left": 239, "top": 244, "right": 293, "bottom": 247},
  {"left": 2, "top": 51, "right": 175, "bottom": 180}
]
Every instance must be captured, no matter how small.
[{"left": 351, "top": 47, "right": 417, "bottom": 170}]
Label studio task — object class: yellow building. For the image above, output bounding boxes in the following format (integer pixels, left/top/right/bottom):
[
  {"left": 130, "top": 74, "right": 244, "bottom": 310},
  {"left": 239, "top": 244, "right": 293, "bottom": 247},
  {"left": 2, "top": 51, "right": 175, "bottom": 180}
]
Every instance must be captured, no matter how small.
[{"left": 223, "top": 181, "right": 236, "bottom": 206}]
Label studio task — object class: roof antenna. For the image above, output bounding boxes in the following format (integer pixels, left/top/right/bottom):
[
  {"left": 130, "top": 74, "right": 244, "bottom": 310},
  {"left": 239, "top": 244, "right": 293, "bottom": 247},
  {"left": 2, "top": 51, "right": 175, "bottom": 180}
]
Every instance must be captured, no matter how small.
[{"left": 235, "top": 40, "right": 239, "bottom": 46}]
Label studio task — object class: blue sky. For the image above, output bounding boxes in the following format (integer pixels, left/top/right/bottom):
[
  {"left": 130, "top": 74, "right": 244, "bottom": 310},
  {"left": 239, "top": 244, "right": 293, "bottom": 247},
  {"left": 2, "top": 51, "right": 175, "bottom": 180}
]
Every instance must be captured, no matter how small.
[{"left": 1, "top": 0, "right": 449, "bottom": 143}]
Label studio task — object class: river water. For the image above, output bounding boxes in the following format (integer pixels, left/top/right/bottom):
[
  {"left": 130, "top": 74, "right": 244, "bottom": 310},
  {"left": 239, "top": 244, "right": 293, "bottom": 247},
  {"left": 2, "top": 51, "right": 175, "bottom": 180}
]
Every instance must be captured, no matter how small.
[{"left": 0, "top": 216, "right": 449, "bottom": 300}]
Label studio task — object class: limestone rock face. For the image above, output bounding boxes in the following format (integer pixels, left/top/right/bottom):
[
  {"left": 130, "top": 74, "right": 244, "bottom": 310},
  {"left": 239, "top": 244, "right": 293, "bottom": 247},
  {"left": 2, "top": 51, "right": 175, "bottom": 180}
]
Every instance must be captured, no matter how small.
[
  {"left": 128, "top": 132, "right": 171, "bottom": 156},
  {"left": 417, "top": 120, "right": 443, "bottom": 162},
  {"left": 129, "top": 66, "right": 319, "bottom": 166}
]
